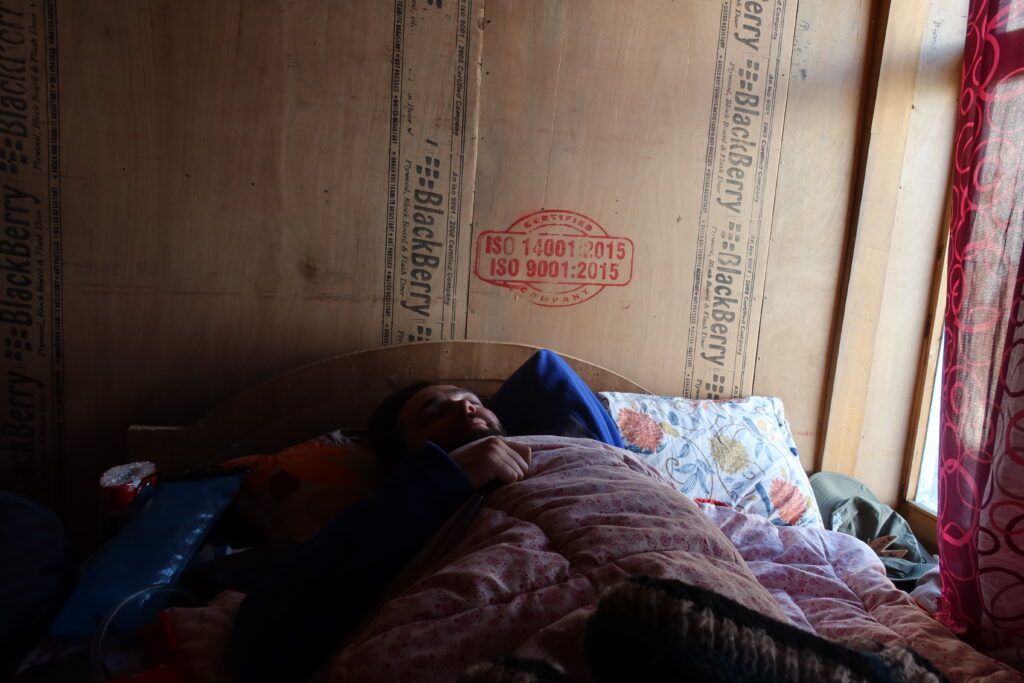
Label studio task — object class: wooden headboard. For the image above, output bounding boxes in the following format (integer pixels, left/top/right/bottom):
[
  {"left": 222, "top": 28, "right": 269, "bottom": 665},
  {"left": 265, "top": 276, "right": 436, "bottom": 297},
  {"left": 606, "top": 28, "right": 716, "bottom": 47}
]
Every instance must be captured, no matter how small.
[{"left": 127, "top": 341, "right": 649, "bottom": 472}]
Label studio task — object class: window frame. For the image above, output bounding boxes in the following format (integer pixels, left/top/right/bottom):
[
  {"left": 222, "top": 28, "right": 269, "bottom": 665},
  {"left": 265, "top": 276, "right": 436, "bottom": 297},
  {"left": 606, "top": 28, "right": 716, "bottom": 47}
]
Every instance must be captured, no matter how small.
[{"left": 897, "top": 194, "right": 950, "bottom": 555}]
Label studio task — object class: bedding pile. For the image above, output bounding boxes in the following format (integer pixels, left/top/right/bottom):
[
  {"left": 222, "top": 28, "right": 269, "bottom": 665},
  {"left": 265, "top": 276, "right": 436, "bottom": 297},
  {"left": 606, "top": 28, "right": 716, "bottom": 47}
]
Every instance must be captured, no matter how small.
[
  {"left": 702, "top": 504, "right": 1018, "bottom": 682},
  {"left": 165, "top": 437, "right": 1021, "bottom": 682}
]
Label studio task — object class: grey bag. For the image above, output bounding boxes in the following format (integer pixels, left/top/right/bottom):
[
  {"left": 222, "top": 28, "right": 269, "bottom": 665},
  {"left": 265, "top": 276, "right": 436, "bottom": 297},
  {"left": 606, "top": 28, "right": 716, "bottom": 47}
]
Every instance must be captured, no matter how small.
[{"left": 810, "top": 473, "right": 937, "bottom": 591}]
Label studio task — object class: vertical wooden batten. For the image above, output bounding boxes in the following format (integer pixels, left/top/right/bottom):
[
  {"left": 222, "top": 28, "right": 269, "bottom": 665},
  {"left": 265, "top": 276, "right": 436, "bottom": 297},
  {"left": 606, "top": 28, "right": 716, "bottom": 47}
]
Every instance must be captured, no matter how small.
[
  {"left": 859, "top": 0, "right": 966, "bottom": 503},
  {"left": 820, "top": 0, "right": 930, "bottom": 476}
]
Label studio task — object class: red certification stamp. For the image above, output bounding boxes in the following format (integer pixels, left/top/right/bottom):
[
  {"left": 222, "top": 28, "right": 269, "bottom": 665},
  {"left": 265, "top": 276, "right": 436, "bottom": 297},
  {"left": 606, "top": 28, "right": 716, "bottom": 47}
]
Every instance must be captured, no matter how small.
[{"left": 474, "top": 210, "right": 634, "bottom": 307}]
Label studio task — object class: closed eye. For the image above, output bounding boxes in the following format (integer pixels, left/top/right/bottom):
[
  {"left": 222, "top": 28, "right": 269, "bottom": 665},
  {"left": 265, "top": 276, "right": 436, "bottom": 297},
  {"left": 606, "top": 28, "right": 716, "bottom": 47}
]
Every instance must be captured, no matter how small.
[{"left": 418, "top": 398, "right": 444, "bottom": 420}]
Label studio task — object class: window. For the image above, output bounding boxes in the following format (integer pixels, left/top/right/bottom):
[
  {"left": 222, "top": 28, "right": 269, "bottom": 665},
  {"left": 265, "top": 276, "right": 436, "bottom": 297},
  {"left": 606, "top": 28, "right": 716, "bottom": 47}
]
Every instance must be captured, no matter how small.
[
  {"left": 898, "top": 228, "right": 947, "bottom": 552},
  {"left": 913, "top": 342, "right": 942, "bottom": 514}
]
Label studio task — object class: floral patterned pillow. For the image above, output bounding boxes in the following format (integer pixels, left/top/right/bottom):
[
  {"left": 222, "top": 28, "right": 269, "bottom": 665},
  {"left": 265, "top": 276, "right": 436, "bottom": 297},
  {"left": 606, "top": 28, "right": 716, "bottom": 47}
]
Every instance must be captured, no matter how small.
[{"left": 599, "top": 393, "right": 823, "bottom": 528}]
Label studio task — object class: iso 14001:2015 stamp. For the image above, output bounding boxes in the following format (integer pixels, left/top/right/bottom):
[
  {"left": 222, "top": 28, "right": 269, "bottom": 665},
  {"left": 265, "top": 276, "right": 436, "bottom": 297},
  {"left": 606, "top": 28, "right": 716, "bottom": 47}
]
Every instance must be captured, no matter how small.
[{"left": 474, "top": 210, "right": 634, "bottom": 307}]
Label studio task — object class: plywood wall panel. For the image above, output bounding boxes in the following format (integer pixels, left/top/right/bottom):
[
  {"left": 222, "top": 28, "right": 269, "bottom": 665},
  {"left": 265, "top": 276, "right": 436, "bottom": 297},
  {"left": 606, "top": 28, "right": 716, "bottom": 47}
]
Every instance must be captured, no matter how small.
[
  {"left": 60, "top": 2, "right": 391, "bottom": 525},
  {"left": 56, "top": 0, "right": 483, "bottom": 542},
  {"left": 469, "top": 0, "right": 800, "bottom": 397},
  {"left": 751, "top": 0, "right": 875, "bottom": 470},
  {"left": 62, "top": 2, "right": 395, "bottom": 303}
]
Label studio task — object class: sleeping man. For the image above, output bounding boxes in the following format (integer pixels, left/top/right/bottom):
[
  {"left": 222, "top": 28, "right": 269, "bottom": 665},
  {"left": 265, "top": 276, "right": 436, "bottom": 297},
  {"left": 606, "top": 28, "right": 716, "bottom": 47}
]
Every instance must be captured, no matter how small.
[
  {"left": 228, "top": 360, "right": 950, "bottom": 683},
  {"left": 229, "top": 382, "right": 535, "bottom": 683}
]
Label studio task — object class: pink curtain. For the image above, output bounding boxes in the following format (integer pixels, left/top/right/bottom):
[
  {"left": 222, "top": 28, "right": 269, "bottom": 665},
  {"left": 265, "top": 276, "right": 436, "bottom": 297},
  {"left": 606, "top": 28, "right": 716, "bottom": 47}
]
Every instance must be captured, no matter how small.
[{"left": 940, "top": 0, "right": 1024, "bottom": 666}]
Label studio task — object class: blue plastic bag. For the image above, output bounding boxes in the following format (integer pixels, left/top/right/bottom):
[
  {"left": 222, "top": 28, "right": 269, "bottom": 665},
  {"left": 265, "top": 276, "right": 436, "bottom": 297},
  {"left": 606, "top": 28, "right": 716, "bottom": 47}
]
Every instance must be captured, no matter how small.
[{"left": 49, "top": 473, "right": 243, "bottom": 639}]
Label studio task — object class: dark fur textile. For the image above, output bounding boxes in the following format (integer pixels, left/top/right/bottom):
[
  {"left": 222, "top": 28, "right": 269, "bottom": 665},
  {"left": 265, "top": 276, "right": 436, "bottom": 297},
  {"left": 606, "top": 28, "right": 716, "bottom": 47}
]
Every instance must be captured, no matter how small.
[{"left": 584, "top": 576, "right": 948, "bottom": 683}]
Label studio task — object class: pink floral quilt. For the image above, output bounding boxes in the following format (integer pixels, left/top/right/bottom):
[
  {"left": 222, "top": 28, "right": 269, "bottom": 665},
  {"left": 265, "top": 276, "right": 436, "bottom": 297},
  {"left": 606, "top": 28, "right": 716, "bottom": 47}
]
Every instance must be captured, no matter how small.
[
  {"left": 166, "top": 437, "right": 1021, "bottom": 682},
  {"left": 319, "top": 437, "right": 787, "bottom": 681},
  {"left": 701, "top": 504, "right": 1020, "bottom": 682}
]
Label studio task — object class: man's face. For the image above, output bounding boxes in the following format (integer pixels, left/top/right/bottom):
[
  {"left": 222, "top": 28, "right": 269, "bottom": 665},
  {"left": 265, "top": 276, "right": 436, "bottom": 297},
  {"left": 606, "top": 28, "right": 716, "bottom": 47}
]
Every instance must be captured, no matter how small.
[{"left": 397, "top": 384, "right": 504, "bottom": 452}]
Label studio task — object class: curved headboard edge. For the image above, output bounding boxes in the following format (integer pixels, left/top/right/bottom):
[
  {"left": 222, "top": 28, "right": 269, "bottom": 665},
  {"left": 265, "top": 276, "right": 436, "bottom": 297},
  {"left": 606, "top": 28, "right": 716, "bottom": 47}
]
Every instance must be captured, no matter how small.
[{"left": 127, "top": 341, "right": 649, "bottom": 472}]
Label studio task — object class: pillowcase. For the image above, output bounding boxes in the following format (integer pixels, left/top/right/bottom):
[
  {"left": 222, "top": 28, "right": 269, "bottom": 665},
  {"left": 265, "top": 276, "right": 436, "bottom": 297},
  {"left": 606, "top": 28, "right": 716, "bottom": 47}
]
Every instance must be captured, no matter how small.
[
  {"left": 486, "top": 349, "right": 624, "bottom": 447},
  {"left": 599, "top": 393, "right": 823, "bottom": 528},
  {"left": 221, "top": 435, "right": 384, "bottom": 544}
]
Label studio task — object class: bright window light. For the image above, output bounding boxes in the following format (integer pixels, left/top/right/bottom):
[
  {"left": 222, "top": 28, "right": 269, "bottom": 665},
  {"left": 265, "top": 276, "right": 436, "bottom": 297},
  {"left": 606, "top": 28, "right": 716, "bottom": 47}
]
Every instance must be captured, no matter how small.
[{"left": 915, "top": 343, "right": 942, "bottom": 514}]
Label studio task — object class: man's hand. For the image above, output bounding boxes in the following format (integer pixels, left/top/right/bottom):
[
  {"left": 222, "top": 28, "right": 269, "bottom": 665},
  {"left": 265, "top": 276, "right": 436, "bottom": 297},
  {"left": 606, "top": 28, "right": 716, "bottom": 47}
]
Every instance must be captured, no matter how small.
[{"left": 448, "top": 436, "right": 532, "bottom": 490}]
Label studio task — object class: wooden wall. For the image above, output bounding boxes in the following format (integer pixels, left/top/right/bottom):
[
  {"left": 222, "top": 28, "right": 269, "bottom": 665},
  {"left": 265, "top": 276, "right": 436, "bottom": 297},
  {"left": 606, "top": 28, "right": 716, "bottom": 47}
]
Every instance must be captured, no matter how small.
[
  {"left": 469, "top": 0, "right": 798, "bottom": 402},
  {"left": 850, "top": 0, "right": 966, "bottom": 502},
  {"left": 0, "top": 0, "right": 965, "bottom": 545},
  {"left": 55, "top": 0, "right": 483, "bottom": 541},
  {"left": 751, "top": 0, "right": 876, "bottom": 469}
]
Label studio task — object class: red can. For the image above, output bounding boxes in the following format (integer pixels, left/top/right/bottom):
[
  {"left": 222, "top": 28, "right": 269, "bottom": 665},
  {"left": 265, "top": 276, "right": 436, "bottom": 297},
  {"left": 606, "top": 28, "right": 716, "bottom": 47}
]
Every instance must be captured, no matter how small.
[{"left": 100, "top": 461, "right": 158, "bottom": 515}]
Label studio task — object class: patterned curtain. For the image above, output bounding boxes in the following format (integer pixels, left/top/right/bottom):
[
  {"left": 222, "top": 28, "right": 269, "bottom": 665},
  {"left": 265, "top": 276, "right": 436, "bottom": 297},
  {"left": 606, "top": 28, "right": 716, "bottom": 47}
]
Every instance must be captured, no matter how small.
[{"left": 939, "top": 0, "right": 1024, "bottom": 666}]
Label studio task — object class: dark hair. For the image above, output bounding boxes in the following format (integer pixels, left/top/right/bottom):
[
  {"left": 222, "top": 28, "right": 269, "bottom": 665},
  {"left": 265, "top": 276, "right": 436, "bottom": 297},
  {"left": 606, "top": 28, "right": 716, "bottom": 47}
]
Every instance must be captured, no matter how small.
[{"left": 367, "top": 381, "right": 436, "bottom": 468}]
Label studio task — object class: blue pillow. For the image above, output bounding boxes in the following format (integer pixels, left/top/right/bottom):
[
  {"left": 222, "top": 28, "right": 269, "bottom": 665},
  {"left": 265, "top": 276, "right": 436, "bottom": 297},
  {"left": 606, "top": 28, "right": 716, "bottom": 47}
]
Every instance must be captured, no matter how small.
[{"left": 486, "top": 349, "right": 624, "bottom": 447}]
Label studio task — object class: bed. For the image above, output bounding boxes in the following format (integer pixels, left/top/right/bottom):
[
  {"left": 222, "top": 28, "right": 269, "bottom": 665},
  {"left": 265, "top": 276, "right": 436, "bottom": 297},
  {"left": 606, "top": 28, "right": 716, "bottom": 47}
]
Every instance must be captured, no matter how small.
[{"left": 38, "top": 342, "right": 1024, "bottom": 682}]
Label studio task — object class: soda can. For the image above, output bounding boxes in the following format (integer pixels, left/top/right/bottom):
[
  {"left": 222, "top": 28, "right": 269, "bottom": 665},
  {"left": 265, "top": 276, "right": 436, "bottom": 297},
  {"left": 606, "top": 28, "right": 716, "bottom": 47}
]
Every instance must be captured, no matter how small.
[{"left": 100, "top": 461, "right": 158, "bottom": 515}]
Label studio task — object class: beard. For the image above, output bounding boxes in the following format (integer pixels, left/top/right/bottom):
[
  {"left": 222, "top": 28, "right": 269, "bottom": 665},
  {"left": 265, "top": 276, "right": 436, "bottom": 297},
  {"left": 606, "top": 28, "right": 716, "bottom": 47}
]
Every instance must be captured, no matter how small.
[{"left": 442, "top": 418, "right": 507, "bottom": 451}]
